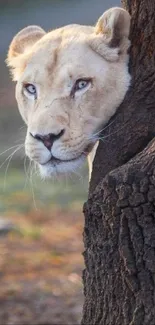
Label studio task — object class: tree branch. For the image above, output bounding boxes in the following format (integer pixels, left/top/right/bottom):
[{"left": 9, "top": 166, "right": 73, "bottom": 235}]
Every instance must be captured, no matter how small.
[{"left": 90, "top": 0, "right": 155, "bottom": 193}]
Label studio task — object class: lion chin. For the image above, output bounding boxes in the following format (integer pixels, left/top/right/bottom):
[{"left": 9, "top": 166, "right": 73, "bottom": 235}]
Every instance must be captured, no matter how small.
[
  {"left": 39, "top": 154, "right": 86, "bottom": 178},
  {"left": 6, "top": 7, "right": 131, "bottom": 178}
]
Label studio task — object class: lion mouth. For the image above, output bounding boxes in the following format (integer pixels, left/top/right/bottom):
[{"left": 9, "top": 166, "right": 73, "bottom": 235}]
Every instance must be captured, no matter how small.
[
  {"left": 38, "top": 142, "right": 96, "bottom": 177},
  {"left": 44, "top": 143, "right": 94, "bottom": 166}
]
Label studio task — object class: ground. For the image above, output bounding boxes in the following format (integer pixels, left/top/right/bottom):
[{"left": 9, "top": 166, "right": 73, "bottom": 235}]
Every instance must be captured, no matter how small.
[{"left": 0, "top": 168, "right": 87, "bottom": 325}]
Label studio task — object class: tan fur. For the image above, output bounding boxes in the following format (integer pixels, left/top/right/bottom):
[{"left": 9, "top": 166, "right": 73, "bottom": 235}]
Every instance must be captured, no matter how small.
[{"left": 6, "top": 7, "right": 131, "bottom": 178}]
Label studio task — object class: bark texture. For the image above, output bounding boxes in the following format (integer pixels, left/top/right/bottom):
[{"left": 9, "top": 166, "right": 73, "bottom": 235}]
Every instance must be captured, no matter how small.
[{"left": 82, "top": 1, "right": 155, "bottom": 324}]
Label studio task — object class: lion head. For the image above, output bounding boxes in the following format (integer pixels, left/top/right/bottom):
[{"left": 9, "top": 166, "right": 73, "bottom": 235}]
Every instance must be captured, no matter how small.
[{"left": 7, "top": 7, "right": 131, "bottom": 178}]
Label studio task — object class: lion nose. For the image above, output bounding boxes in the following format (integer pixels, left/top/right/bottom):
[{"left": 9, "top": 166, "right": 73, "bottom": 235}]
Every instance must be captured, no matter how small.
[{"left": 30, "top": 129, "right": 65, "bottom": 151}]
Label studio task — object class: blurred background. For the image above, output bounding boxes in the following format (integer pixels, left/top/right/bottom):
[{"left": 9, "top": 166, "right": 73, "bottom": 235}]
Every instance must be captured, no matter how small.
[{"left": 0, "top": 0, "right": 119, "bottom": 324}]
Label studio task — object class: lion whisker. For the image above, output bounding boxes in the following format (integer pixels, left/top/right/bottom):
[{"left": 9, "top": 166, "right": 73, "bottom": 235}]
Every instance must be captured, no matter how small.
[
  {"left": 92, "top": 118, "right": 116, "bottom": 138},
  {"left": 29, "top": 160, "right": 38, "bottom": 211},
  {"left": 2, "top": 144, "right": 24, "bottom": 189},
  {"left": 0, "top": 144, "right": 23, "bottom": 157}
]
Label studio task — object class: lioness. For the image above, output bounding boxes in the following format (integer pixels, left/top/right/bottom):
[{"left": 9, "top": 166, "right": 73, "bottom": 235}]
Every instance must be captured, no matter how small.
[{"left": 6, "top": 7, "right": 131, "bottom": 179}]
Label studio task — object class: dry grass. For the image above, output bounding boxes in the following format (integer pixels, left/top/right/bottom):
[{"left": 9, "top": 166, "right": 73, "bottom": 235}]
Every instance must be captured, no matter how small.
[{"left": 0, "top": 168, "right": 87, "bottom": 324}]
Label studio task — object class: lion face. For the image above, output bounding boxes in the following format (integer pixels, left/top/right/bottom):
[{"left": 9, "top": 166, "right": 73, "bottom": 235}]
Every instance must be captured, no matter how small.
[{"left": 7, "top": 7, "right": 131, "bottom": 177}]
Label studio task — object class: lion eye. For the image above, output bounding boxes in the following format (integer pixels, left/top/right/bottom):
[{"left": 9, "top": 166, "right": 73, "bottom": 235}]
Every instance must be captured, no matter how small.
[
  {"left": 71, "top": 78, "right": 91, "bottom": 97},
  {"left": 76, "top": 80, "right": 88, "bottom": 90},
  {"left": 24, "top": 83, "right": 37, "bottom": 96}
]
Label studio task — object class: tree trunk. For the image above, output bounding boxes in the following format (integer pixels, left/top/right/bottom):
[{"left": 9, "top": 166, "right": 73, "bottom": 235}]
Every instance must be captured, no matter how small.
[{"left": 82, "top": 1, "right": 155, "bottom": 324}]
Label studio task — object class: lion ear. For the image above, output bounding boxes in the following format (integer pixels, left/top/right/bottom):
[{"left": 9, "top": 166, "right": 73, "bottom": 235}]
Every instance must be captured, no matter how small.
[
  {"left": 6, "top": 26, "right": 46, "bottom": 80},
  {"left": 90, "top": 7, "right": 131, "bottom": 61}
]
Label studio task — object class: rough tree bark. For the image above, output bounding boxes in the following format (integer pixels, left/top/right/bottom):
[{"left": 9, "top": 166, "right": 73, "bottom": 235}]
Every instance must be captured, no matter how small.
[{"left": 82, "top": 1, "right": 155, "bottom": 324}]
